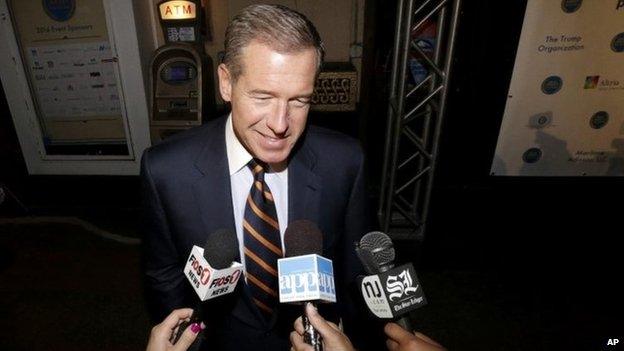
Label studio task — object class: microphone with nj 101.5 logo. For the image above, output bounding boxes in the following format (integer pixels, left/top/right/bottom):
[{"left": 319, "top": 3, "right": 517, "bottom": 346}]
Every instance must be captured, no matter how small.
[
  {"left": 172, "top": 229, "right": 243, "bottom": 344},
  {"left": 355, "top": 231, "right": 427, "bottom": 332},
  {"left": 278, "top": 220, "right": 336, "bottom": 351}
]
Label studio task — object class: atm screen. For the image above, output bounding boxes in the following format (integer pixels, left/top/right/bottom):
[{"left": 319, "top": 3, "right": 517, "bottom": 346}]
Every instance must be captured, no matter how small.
[
  {"left": 169, "top": 66, "right": 188, "bottom": 81},
  {"left": 161, "top": 62, "right": 196, "bottom": 84}
]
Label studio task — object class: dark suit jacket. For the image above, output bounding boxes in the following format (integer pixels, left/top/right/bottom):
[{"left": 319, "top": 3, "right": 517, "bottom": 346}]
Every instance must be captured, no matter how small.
[{"left": 141, "top": 116, "right": 371, "bottom": 351}]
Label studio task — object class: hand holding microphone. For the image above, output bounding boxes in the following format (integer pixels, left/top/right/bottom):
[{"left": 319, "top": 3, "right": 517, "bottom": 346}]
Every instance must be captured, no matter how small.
[
  {"left": 146, "top": 308, "right": 204, "bottom": 351},
  {"left": 171, "top": 229, "right": 242, "bottom": 345},
  {"left": 290, "top": 303, "right": 355, "bottom": 351},
  {"left": 356, "top": 231, "right": 445, "bottom": 351},
  {"left": 289, "top": 306, "right": 445, "bottom": 351},
  {"left": 356, "top": 231, "right": 427, "bottom": 332},
  {"left": 279, "top": 220, "right": 336, "bottom": 351}
]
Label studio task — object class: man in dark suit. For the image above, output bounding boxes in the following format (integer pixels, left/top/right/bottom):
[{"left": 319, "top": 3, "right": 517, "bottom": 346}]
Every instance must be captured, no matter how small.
[{"left": 141, "top": 4, "right": 371, "bottom": 351}]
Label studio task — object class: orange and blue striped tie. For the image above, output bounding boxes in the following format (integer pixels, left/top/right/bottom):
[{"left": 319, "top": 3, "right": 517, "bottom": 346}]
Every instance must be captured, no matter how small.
[{"left": 243, "top": 159, "right": 283, "bottom": 318}]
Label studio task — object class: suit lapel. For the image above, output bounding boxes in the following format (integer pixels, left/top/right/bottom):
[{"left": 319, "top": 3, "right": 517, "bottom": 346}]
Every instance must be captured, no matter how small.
[
  {"left": 288, "top": 142, "right": 322, "bottom": 226},
  {"left": 192, "top": 118, "right": 237, "bottom": 243}
]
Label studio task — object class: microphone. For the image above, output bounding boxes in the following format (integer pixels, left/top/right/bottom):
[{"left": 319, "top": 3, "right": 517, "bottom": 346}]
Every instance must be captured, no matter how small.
[
  {"left": 355, "top": 231, "right": 427, "bottom": 332},
  {"left": 172, "top": 229, "right": 242, "bottom": 343},
  {"left": 278, "top": 220, "right": 336, "bottom": 351},
  {"left": 356, "top": 231, "right": 395, "bottom": 274},
  {"left": 184, "top": 228, "right": 243, "bottom": 301}
]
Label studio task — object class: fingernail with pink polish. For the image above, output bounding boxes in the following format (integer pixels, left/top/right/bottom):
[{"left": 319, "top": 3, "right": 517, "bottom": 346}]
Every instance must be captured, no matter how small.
[{"left": 190, "top": 323, "right": 201, "bottom": 334}]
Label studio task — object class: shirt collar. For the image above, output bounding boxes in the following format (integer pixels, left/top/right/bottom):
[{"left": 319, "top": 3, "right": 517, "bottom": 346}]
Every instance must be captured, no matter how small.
[
  {"left": 225, "top": 114, "right": 253, "bottom": 176},
  {"left": 225, "top": 114, "right": 289, "bottom": 179}
]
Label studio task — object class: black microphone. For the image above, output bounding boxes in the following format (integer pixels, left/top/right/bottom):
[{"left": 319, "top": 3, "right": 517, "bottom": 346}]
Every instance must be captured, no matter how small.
[
  {"left": 172, "top": 228, "right": 241, "bottom": 344},
  {"left": 356, "top": 231, "right": 425, "bottom": 332},
  {"left": 356, "top": 231, "right": 396, "bottom": 273},
  {"left": 281, "top": 220, "right": 329, "bottom": 351}
]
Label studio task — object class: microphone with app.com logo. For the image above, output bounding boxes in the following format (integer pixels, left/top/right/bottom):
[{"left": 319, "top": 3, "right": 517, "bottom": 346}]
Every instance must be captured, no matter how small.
[{"left": 278, "top": 220, "right": 336, "bottom": 351}]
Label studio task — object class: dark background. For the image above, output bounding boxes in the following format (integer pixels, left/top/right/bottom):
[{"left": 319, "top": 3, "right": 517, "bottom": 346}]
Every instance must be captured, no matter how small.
[{"left": 1, "top": 0, "right": 622, "bottom": 350}]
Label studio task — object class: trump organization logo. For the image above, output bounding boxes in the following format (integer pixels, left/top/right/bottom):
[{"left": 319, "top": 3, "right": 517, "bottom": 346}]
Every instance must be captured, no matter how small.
[
  {"left": 561, "top": 0, "right": 582, "bottom": 13},
  {"left": 541, "top": 76, "right": 563, "bottom": 95}
]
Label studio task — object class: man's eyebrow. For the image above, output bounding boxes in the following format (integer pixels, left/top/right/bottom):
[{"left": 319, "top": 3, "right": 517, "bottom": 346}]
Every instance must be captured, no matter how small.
[
  {"left": 248, "top": 89, "right": 275, "bottom": 96},
  {"left": 248, "top": 89, "right": 313, "bottom": 99}
]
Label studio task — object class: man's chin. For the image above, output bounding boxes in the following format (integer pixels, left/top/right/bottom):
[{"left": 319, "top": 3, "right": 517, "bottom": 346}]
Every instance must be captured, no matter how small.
[{"left": 255, "top": 151, "right": 289, "bottom": 169}]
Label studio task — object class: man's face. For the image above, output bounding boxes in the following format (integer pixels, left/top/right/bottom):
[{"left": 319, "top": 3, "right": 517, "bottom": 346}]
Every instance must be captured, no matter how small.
[{"left": 218, "top": 41, "right": 317, "bottom": 168}]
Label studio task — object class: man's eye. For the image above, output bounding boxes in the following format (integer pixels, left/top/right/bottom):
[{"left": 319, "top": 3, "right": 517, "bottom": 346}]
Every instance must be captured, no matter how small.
[
  {"left": 291, "top": 99, "right": 310, "bottom": 107},
  {"left": 254, "top": 96, "right": 271, "bottom": 100}
]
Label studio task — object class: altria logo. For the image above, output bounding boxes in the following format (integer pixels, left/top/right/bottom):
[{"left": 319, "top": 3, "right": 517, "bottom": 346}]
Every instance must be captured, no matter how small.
[
  {"left": 584, "top": 76, "right": 620, "bottom": 89},
  {"left": 386, "top": 269, "right": 419, "bottom": 301}
]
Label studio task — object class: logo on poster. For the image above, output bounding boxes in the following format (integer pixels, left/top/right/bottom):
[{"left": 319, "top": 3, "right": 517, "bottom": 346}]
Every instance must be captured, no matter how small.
[
  {"left": 561, "top": 0, "right": 582, "bottom": 13},
  {"left": 43, "top": 0, "right": 75, "bottom": 22},
  {"left": 584, "top": 75, "right": 621, "bottom": 90},
  {"left": 611, "top": 33, "right": 624, "bottom": 53},
  {"left": 541, "top": 76, "right": 563, "bottom": 95},
  {"left": 523, "top": 148, "right": 542, "bottom": 164},
  {"left": 584, "top": 76, "right": 600, "bottom": 89},
  {"left": 589, "top": 111, "right": 609, "bottom": 129}
]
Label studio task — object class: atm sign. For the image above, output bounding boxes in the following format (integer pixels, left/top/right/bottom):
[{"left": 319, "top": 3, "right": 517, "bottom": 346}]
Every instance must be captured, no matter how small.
[{"left": 159, "top": 1, "right": 196, "bottom": 20}]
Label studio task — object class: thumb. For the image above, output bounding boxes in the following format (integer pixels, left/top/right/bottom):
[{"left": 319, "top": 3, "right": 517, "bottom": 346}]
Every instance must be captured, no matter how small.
[
  {"left": 172, "top": 322, "right": 203, "bottom": 351},
  {"left": 305, "top": 303, "right": 337, "bottom": 338}
]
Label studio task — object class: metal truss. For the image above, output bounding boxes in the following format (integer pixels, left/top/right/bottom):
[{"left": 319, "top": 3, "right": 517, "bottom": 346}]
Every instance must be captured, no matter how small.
[{"left": 378, "top": 0, "right": 461, "bottom": 240}]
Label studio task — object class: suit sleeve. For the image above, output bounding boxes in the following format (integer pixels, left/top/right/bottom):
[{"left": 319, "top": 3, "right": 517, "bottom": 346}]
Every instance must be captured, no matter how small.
[{"left": 140, "top": 148, "right": 191, "bottom": 322}]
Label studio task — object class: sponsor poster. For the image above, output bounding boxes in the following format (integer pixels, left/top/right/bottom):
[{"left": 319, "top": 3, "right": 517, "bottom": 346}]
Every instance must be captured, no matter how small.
[
  {"left": 491, "top": 0, "right": 624, "bottom": 176},
  {"left": 9, "top": 0, "right": 125, "bottom": 143}
]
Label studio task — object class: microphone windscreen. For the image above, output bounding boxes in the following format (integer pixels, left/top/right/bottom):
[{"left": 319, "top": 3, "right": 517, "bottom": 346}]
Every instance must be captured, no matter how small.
[
  {"left": 284, "top": 220, "right": 323, "bottom": 257},
  {"left": 359, "top": 231, "right": 395, "bottom": 267},
  {"left": 355, "top": 246, "right": 380, "bottom": 274},
  {"left": 203, "top": 228, "right": 239, "bottom": 269}
]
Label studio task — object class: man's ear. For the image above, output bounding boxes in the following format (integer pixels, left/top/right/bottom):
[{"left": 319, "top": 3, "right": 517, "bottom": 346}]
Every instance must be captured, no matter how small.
[{"left": 217, "top": 63, "right": 232, "bottom": 102}]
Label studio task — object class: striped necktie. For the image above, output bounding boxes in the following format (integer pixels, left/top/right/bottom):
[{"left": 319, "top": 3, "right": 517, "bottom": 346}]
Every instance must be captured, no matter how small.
[{"left": 243, "top": 159, "right": 283, "bottom": 318}]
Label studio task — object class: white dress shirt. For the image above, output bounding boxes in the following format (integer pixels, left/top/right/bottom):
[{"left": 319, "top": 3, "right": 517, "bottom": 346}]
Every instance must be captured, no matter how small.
[{"left": 225, "top": 114, "right": 288, "bottom": 269}]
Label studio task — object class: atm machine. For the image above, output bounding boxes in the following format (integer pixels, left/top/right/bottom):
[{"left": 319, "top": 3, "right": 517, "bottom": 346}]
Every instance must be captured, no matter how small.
[{"left": 149, "top": 0, "right": 214, "bottom": 144}]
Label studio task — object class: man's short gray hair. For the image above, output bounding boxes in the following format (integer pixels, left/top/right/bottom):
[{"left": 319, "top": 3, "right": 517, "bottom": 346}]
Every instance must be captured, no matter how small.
[{"left": 223, "top": 4, "right": 325, "bottom": 81}]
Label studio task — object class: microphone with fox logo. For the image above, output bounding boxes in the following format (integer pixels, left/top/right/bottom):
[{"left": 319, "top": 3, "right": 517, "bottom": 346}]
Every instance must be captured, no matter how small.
[
  {"left": 278, "top": 220, "right": 336, "bottom": 351},
  {"left": 172, "top": 229, "right": 243, "bottom": 344},
  {"left": 355, "top": 231, "right": 427, "bottom": 331}
]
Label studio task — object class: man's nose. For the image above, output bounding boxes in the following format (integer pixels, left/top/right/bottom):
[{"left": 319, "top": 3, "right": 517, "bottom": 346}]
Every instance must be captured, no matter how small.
[{"left": 267, "top": 100, "right": 289, "bottom": 135}]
